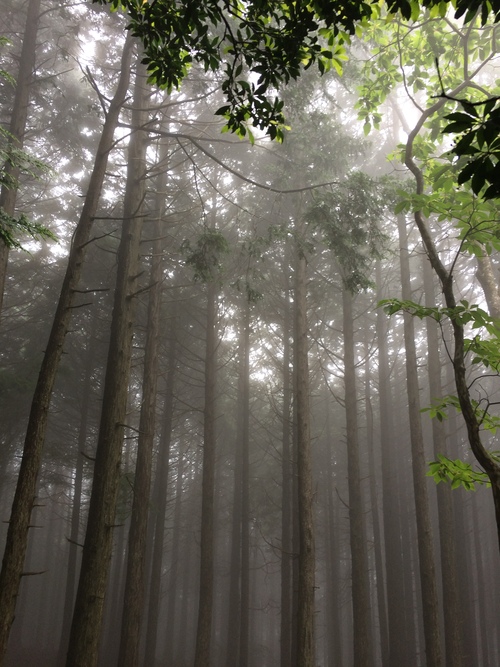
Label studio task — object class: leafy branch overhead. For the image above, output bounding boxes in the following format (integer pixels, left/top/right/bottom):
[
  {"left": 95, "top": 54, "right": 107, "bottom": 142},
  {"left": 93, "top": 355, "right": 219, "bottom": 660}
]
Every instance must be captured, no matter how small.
[
  {"left": 94, "top": 0, "right": 500, "bottom": 140},
  {"left": 443, "top": 98, "right": 500, "bottom": 199}
]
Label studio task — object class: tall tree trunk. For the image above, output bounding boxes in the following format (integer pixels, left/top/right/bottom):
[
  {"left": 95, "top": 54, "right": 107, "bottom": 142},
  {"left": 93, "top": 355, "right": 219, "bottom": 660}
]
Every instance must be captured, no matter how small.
[
  {"left": 194, "top": 280, "right": 218, "bottom": 667},
  {"left": 163, "top": 441, "right": 185, "bottom": 665},
  {"left": 58, "top": 315, "right": 99, "bottom": 666},
  {"left": 280, "top": 253, "right": 293, "bottom": 667},
  {"left": 118, "top": 183, "right": 165, "bottom": 665},
  {"left": 324, "top": 406, "right": 343, "bottom": 667},
  {"left": 0, "top": 36, "right": 134, "bottom": 665},
  {"left": 471, "top": 493, "right": 491, "bottom": 666},
  {"left": 475, "top": 251, "right": 500, "bottom": 320},
  {"left": 225, "top": 409, "right": 243, "bottom": 667},
  {"left": 144, "top": 325, "right": 177, "bottom": 665},
  {"left": 239, "top": 300, "right": 251, "bottom": 667},
  {"left": 363, "top": 334, "right": 389, "bottom": 666},
  {"left": 405, "top": 109, "right": 500, "bottom": 555},
  {"left": 294, "top": 228, "right": 315, "bottom": 667},
  {"left": 446, "top": 361, "right": 478, "bottom": 666},
  {"left": 65, "top": 53, "right": 148, "bottom": 667},
  {"left": 397, "top": 215, "right": 442, "bottom": 667},
  {"left": 0, "top": 0, "right": 41, "bottom": 313},
  {"left": 342, "top": 288, "right": 373, "bottom": 667},
  {"left": 422, "top": 257, "right": 464, "bottom": 667},
  {"left": 376, "top": 260, "right": 410, "bottom": 667},
  {"left": 225, "top": 299, "right": 251, "bottom": 666}
]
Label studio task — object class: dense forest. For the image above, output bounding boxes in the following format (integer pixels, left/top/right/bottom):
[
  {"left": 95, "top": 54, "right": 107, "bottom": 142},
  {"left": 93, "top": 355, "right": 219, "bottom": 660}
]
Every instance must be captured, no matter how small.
[{"left": 1, "top": 1, "right": 500, "bottom": 666}]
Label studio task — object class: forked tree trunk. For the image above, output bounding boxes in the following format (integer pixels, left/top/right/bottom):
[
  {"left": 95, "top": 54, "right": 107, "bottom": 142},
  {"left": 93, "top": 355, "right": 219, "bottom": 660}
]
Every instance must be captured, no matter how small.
[
  {"left": 294, "top": 227, "right": 315, "bottom": 667},
  {"left": 397, "top": 215, "right": 442, "bottom": 667},
  {"left": 65, "top": 53, "right": 148, "bottom": 667},
  {"left": 0, "top": 36, "right": 134, "bottom": 666},
  {"left": 0, "top": 0, "right": 41, "bottom": 314},
  {"left": 342, "top": 287, "right": 373, "bottom": 667}
]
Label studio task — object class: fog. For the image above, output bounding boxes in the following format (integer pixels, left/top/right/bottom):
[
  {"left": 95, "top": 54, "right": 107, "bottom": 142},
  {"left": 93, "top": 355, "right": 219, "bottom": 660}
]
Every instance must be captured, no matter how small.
[{"left": 0, "top": 1, "right": 499, "bottom": 666}]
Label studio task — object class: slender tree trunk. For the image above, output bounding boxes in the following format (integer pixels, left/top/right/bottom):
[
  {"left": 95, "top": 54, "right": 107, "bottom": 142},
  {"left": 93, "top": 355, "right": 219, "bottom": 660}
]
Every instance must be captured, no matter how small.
[
  {"left": 239, "top": 301, "right": 251, "bottom": 667},
  {"left": 280, "top": 254, "right": 293, "bottom": 667},
  {"left": 194, "top": 280, "right": 218, "bottom": 667},
  {"left": 118, "top": 188, "right": 165, "bottom": 665},
  {"left": 324, "top": 406, "right": 343, "bottom": 667},
  {"left": 225, "top": 412, "right": 243, "bottom": 667},
  {"left": 164, "top": 443, "right": 185, "bottom": 665},
  {"left": 471, "top": 493, "right": 491, "bottom": 666},
  {"left": 397, "top": 215, "right": 442, "bottom": 667},
  {"left": 0, "top": 36, "right": 134, "bottom": 666},
  {"left": 144, "top": 326, "right": 177, "bottom": 665},
  {"left": 475, "top": 251, "right": 500, "bottom": 320},
  {"left": 423, "top": 257, "right": 464, "bottom": 667},
  {"left": 375, "top": 260, "right": 410, "bottom": 667},
  {"left": 342, "top": 288, "right": 373, "bottom": 667},
  {"left": 363, "top": 334, "right": 389, "bottom": 666},
  {"left": 294, "top": 230, "right": 315, "bottom": 667},
  {"left": 405, "top": 110, "right": 500, "bottom": 554},
  {"left": 446, "top": 361, "right": 478, "bottom": 666},
  {"left": 225, "top": 300, "right": 251, "bottom": 666},
  {"left": 57, "top": 315, "right": 98, "bottom": 666},
  {"left": 0, "top": 0, "right": 41, "bottom": 314},
  {"left": 65, "top": 53, "right": 148, "bottom": 667}
]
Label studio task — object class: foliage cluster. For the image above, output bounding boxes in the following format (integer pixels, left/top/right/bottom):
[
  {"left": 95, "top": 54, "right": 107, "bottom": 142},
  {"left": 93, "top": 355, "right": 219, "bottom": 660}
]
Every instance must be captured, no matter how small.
[
  {"left": 95, "top": 0, "right": 500, "bottom": 141},
  {"left": 0, "top": 38, "right": 54, "bottom": 250},
  {"left": 307, "top": 172, "right": 389, "bottom": 292}
]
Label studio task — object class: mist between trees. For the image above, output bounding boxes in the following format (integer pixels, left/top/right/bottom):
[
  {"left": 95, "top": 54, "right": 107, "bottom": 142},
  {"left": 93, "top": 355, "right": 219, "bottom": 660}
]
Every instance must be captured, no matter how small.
[{"left": 1, "top": 1, "right": 500, "bottom": 666}]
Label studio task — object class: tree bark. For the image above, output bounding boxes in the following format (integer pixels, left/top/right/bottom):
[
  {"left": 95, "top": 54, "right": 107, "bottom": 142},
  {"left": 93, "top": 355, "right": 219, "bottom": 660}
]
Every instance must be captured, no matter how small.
[
  {"left": 0, "top": 35, "right": 134, "bottom": 666},
  {"left": 65, "top": 52, "right": 148, "bottom": 667}
]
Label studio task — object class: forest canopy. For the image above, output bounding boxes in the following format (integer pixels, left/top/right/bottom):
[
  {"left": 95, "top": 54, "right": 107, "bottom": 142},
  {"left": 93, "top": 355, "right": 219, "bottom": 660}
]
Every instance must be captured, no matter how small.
[{"left": 96, "top": 0, "right": 500, "bottom": 140}]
